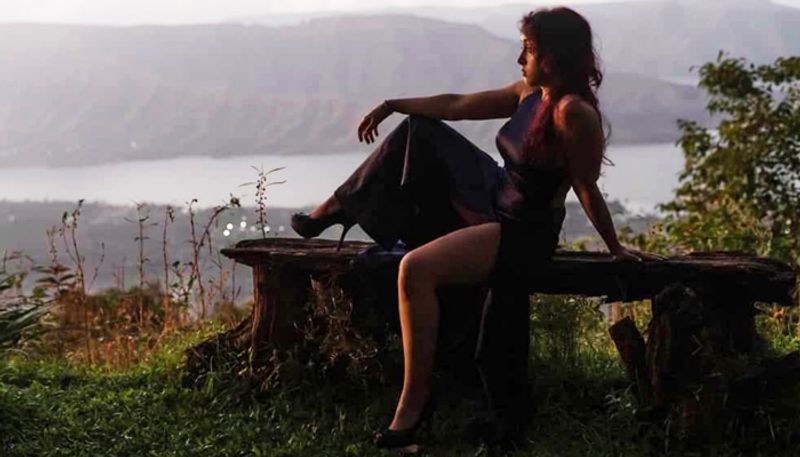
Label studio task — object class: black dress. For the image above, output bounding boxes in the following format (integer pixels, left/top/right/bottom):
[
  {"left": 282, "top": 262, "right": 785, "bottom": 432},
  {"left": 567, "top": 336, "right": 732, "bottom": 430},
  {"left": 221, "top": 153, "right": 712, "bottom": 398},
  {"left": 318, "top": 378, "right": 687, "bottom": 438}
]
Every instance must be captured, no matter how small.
[
  {"left": 335, "top": 89, "right": 567, "bottom": 277},
  {"left": 336, "top": 89, "right": 567, "bottom": 424}
]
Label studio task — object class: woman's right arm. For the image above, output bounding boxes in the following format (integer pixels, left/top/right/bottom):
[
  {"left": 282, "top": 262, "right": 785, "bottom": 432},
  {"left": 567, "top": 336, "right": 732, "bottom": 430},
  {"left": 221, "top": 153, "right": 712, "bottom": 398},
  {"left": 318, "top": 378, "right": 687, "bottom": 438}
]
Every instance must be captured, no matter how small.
[{"left": 358, "top": 80, "right": 526, "bottom": 144}]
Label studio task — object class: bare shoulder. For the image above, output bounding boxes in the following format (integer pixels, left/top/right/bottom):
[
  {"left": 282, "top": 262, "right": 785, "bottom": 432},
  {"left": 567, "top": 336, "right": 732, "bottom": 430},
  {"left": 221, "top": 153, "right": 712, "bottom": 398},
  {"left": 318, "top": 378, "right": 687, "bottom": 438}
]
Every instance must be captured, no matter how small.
[
  {"left": 556, "top": 95, "right": 604, "bottom": 181},
  {"left": 509, "top": 80, "right": 536, "bottom": 103},
  {"left": 554, "top": 95, "right": 600, "bottom": 133}
]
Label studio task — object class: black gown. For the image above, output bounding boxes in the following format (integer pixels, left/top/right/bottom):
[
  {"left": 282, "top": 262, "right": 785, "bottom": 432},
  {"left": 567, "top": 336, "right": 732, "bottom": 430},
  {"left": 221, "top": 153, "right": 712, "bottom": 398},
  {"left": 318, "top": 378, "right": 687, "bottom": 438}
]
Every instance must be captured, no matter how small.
[
  {"left": 336, "top": 89, "right": 567, "bottom": 424},
  {"left": 335, "top": 89, "right": 566, "bottom": 261}
]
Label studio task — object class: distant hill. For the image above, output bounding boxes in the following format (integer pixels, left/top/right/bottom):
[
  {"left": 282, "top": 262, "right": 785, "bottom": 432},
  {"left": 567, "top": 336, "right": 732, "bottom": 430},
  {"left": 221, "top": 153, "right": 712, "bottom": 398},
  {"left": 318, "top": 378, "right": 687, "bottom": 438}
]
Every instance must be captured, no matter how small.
[
  {"left": 0, "top": 15, "right": 705, "bottom": 167},
  {"left": 241, "top": 0, "right": 800, "bottom": 80}
]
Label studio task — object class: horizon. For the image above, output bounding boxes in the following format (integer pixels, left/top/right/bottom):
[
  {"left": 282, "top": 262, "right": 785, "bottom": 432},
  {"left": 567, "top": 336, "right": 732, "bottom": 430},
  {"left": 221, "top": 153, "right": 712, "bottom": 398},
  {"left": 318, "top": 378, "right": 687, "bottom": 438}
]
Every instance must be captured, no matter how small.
[{"left": 1, "top": 0, "right": 799, "bottom": 26}]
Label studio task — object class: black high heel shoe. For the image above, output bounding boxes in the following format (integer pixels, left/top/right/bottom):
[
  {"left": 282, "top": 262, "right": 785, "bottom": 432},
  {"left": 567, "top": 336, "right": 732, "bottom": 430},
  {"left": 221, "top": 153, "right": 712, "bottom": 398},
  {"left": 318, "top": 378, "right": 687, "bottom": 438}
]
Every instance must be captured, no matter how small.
[
  {"left": 290, "top": 212, "right": 355, "bottom": 251},
  {"left": 373, "top": 399, "right": 436, "bottom": 450}
]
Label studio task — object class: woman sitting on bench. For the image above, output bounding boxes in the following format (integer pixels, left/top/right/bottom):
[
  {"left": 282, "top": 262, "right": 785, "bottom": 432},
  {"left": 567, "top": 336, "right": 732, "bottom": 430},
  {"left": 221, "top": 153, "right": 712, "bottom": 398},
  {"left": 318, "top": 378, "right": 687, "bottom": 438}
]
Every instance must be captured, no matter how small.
[{"left": 291, "top": 6, "right": 657, "bottom": 450}]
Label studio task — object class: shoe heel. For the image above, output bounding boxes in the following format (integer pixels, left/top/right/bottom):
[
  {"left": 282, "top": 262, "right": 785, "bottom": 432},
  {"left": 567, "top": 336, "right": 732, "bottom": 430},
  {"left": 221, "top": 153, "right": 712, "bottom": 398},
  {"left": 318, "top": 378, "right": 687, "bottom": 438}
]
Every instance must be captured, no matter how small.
[
  {"left": 373, "top": 395, "right": 436, "bottom": 450},
  {"left": 336, "top": 223, "right": 354, "bottom": 251}
]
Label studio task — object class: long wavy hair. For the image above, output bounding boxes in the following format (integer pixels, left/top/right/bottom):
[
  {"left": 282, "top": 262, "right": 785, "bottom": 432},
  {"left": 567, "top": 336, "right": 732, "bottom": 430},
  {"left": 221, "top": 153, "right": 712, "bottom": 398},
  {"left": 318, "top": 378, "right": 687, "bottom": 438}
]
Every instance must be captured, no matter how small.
[{"left": 520, "top": 7, "right": 608, "bottom": 163}]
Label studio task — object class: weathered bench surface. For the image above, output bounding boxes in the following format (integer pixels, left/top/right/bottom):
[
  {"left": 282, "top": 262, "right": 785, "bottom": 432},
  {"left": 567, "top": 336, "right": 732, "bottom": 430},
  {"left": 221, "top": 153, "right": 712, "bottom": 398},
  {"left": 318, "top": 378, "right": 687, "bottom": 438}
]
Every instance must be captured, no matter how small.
[{"left": 222, "top": 238, "right": 796, "bottom": 305}]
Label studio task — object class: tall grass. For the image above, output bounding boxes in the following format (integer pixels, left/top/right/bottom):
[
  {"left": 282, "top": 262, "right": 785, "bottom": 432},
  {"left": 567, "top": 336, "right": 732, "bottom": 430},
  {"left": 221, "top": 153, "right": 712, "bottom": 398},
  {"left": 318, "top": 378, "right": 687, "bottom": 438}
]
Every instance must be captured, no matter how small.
[{"left": 3, "top": 195, "right": 245, "bottom": 367}]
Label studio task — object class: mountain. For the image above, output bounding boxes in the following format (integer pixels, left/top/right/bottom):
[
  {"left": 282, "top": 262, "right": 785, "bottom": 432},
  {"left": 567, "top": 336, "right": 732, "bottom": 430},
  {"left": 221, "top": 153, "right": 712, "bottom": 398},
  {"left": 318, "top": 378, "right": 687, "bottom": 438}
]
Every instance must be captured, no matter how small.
[
  {"left": 599, "top": 71, "right": 706, "bottom": 143},
  {"left": 0, "top": 16, "right": 705, "bottom": 167},
  {"left": 241, "top": 0, "right": 800, "bottom": 80}
]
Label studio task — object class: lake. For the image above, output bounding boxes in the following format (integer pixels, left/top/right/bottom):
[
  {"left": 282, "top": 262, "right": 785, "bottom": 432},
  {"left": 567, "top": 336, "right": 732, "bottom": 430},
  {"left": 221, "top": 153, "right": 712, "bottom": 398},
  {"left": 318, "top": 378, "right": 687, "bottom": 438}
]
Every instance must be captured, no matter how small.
[{"left": 3, "top": 142, "right": 683, "bottom": 214}]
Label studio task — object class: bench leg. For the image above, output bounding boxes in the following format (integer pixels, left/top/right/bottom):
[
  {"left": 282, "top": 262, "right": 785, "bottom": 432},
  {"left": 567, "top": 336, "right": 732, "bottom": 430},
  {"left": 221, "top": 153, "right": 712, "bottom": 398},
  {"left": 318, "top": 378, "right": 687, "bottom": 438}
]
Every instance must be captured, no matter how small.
[
  {"left": 609, "top": 316, "right": 651, "bottom": 405},
  {"left": 250, "top": 263, "right": 311, "bottom": 366}
]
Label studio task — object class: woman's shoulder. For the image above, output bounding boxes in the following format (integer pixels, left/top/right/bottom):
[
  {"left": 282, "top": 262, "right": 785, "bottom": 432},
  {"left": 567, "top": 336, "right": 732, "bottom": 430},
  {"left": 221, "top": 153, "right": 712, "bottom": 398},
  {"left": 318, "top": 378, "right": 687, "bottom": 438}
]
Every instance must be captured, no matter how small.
[
  {"left": 555, "top": 94, "right": 593, "bottom": 113},
  {"left": 553, "top": 95, "right": 600, "bottom": 132},
  {"left": 511, "top": 81, "right": 541, "bottom": 104}
]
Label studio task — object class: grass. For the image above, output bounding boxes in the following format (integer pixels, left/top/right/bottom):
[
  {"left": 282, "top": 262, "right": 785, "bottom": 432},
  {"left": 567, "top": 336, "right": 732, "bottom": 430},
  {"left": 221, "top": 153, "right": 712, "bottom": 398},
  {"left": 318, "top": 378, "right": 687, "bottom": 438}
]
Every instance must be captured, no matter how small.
[{"left": 1, "top": 299, "right": 800, "bottom": 457}]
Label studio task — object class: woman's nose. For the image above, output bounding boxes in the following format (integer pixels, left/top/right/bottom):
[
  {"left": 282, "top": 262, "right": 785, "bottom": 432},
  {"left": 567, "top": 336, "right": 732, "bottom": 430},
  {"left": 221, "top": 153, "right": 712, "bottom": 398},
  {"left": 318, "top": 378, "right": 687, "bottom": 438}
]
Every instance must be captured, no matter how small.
[{"left": 517, "top": 50, "right": 525, "bottom": 66}]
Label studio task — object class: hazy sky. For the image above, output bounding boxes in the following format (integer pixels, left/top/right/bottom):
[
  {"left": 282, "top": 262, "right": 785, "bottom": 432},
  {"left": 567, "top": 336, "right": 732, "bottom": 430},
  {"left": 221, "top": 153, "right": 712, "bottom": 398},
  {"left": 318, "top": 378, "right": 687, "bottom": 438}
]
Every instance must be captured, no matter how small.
[{"left": 2, "top": 0, "right": 799, "bottom": 25}]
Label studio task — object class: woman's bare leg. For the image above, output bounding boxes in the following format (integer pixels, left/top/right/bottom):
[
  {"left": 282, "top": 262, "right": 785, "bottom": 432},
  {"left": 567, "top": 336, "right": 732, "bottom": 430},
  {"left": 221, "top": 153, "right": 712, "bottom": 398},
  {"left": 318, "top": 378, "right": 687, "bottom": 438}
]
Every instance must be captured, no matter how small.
[{"left": 390, "top": 222, "right": 501, "bottom": 430}]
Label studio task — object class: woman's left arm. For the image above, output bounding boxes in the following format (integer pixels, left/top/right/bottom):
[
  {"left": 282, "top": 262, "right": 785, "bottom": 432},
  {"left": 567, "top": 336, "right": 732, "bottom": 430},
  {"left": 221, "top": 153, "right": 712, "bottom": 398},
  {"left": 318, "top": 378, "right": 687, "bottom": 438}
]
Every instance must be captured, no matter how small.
[{"left": 556, "top": 97, "right": 653, "bottom": 262}]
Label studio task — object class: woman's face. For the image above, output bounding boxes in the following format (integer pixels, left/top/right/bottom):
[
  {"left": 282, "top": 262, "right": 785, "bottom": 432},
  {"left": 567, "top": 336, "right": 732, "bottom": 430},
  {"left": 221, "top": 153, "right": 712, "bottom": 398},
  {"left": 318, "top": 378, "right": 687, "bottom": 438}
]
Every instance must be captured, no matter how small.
[{"left": 517, "top": 35, "right": 545, "bottom": 87}]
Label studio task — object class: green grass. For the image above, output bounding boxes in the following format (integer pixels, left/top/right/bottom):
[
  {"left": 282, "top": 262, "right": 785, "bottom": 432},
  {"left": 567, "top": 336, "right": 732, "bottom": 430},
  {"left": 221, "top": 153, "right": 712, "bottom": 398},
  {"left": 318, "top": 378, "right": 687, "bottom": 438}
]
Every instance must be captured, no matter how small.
[
  {"left": 2, "top": 299, "right": 800, "bottom": 457},
  {"left": 0, "top": 354, "right": 637, "bottom": 456}
]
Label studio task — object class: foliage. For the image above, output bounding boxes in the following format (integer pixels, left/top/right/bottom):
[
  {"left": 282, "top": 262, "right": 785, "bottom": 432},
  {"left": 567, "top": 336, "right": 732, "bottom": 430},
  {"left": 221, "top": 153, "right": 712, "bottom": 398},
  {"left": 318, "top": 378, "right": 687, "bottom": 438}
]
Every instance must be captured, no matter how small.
[
  {"left": 0, "top": 270, "right": 49, "bottom": 353},
  {"left": 15, "top": 197, "right": 251, "bottom": 365},
  {"left": 0, "top": 305, "right": 48, "bottom": 353},
  {"left": 636, "top": 54, "right": 800, "bottom": 266},
  {"left": 529, "top": 294, "right": 616, "bottom": 375}
]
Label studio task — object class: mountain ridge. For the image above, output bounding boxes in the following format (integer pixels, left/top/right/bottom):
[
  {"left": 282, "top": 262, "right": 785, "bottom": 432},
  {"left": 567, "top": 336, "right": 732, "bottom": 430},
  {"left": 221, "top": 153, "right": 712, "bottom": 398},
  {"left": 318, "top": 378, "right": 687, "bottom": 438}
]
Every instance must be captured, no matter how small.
[
  {"left": 0, "top": 15, "right": 707, "bottom": 168},
  {"left": 238, "top": 1, "right": 800, "bottom": 79}
]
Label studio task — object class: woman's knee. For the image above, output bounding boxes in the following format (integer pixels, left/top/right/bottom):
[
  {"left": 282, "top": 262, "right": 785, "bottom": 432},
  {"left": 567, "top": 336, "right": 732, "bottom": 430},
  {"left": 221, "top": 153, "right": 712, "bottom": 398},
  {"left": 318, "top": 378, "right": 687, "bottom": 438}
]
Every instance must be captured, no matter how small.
[
  {"left": 391, "top": 116, "right": 452, "bottom": 150},
  {"left": 407, "top": 115, "right": 446, "bottom": 132},
  {"left": 391, "top": 115, "right": 440, "bottom": 140},
  {"left": 398, "top": 250, "right": 436, "bottom": 297}
]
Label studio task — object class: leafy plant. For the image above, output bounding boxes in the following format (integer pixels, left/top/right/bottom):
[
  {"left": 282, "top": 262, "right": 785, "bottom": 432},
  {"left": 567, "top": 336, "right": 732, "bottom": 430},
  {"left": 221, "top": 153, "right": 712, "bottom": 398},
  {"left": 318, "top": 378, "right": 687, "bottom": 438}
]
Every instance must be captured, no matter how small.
[
  {"left": 641, "top": 54, "right": 800, "bottom": 266},
  {"left": 0, "top": 304, "right": 49, "bottom": 352},
  {"left": 0, "top": 270, "right": 49, "bottom": 353}
]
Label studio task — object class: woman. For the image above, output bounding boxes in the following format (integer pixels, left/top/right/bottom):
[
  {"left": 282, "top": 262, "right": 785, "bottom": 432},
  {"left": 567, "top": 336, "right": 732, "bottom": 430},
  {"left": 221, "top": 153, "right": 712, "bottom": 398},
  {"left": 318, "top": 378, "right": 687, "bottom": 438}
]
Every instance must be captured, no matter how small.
[{"left": 292, "top": 6, "right": 656, "bottom": 449}]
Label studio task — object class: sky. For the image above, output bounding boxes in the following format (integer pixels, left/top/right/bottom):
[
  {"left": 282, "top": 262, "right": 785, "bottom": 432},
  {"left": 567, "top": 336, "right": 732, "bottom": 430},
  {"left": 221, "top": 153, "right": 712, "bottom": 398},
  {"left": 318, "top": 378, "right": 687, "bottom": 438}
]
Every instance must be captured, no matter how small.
[{"left": 1, "top": 0, "right": 798, "bottom": 25}]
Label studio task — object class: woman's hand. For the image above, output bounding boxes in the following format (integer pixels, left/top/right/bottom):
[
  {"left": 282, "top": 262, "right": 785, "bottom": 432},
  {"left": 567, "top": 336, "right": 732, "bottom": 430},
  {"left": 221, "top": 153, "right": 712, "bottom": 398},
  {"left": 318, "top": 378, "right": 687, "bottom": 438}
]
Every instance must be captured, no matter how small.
[
  {"left": 357, "top": 101, "right": 394, "bottom": 144},
  {"left": 610, "top": 245, "right": 666, "bottom": 262}
]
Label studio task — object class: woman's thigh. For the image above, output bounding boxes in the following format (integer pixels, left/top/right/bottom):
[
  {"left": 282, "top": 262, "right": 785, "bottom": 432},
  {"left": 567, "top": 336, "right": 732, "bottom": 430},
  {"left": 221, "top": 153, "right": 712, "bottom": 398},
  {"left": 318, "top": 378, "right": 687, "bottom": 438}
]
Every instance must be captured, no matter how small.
[{"left": 400, "top": 222, "right": 501, "bottom": 287}]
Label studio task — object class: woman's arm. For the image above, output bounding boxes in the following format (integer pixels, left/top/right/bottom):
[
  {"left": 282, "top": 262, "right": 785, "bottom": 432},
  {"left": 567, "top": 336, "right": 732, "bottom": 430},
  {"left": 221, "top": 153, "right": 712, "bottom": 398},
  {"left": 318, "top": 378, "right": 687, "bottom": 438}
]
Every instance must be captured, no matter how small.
[
  {"left": 358, "top": 80, "right": 527, "bottom": 143},
  {"left": 572, "top": 180, "right": 624, "bottom": 255},
  {"left": 556, "top": 97, "right": 643, "bottom": 261},
  {"left": 387, "top": 80, "right": 526, "bottom": 121}
]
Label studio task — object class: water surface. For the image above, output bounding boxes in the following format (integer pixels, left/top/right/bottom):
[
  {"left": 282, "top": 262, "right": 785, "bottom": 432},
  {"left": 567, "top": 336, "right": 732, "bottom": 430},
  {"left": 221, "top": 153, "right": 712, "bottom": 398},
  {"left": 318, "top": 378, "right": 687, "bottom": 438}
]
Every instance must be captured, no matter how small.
[{"left": 4, "top": 142, "right": 683, "bottom": 213}]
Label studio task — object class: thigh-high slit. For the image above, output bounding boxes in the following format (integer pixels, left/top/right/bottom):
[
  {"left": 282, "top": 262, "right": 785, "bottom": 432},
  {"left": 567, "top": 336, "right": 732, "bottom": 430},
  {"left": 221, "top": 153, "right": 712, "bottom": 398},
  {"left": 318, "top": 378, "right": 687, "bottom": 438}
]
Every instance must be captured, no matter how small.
[{"left": 336, "top": 113, "right": 567, "bottom": 424}]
